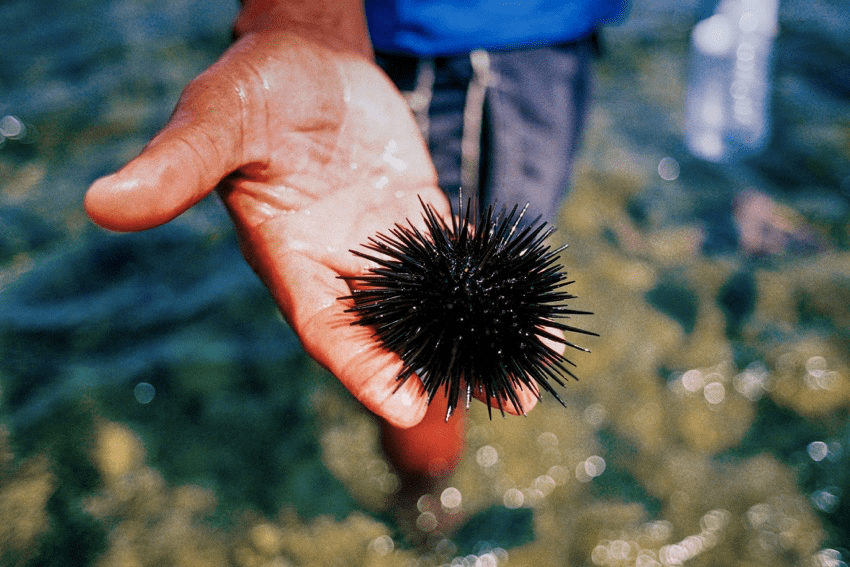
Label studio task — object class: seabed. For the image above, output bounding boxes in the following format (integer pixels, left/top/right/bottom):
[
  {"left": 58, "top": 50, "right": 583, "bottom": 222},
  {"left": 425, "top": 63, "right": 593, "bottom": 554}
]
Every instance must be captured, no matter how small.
[{"left": 0, "top": 0, "right": 848, "bottom": 565}]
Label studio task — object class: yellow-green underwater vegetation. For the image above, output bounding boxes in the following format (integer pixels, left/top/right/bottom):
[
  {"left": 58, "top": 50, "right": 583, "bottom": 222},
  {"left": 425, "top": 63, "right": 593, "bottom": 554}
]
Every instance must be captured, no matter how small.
[{"left": 1, "top": 0, "right": 849, "bottom": 565}]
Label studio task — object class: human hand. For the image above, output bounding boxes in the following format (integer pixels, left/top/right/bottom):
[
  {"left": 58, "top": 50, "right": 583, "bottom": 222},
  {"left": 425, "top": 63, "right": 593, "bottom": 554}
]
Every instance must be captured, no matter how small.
[{"left": 85, "top": 28, "right": 542, "bottom": 428}]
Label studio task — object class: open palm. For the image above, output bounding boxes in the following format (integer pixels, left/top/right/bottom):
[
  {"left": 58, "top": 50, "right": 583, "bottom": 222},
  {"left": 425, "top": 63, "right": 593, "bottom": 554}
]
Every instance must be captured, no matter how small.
[{"left": 86, "top": 30, "right": 539, "bottom": 428}]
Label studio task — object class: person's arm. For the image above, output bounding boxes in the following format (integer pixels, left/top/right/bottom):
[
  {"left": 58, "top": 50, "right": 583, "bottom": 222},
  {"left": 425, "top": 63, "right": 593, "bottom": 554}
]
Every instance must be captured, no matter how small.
[
  {"left": 234, "top": 0, "right": 373, "bottom": 58},
  {"left": 84, "top": 1, "right": 543, "bottom": 429}
]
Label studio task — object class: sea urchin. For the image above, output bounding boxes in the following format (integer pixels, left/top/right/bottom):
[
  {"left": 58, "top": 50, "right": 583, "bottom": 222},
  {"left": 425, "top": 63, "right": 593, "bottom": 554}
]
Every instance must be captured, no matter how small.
[{"left": 341, "top": 197, "right": 597, "bottom": 420}]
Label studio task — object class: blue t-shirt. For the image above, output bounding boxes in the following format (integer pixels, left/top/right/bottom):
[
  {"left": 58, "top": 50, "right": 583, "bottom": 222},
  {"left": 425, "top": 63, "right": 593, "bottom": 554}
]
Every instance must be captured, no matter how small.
[{"left": 366, "top": 0, "right": 629, "bottom": 56}]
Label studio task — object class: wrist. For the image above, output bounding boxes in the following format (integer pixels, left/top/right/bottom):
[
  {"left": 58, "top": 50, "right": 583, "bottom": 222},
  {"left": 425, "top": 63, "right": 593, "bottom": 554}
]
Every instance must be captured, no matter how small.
[{"left": 234, "top": 0, "right": 372, "bottom": 58}]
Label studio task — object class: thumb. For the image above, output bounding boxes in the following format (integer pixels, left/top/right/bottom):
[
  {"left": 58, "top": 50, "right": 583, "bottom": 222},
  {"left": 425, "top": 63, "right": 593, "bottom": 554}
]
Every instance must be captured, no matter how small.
[{"left": 85, "top": 73, "right": 243, "bottom": 232}]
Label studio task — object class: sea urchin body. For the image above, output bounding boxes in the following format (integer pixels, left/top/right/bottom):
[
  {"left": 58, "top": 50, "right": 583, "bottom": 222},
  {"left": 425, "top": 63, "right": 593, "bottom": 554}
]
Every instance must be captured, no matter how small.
[{"left": 341, "top": 197, "right": 597, "bottom": 420}]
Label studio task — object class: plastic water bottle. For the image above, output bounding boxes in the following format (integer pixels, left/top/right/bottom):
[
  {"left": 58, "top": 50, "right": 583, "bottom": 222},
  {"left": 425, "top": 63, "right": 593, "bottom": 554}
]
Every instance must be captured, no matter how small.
[{"left": 685, "top": 0, "right": 778, "bottom": 162}]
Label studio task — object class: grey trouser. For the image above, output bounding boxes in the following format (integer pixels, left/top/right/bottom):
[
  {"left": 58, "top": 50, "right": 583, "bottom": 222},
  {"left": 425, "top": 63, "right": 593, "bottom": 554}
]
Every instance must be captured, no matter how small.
[{"left": 377, "top": 36, "right": 594, "bottom": 224}]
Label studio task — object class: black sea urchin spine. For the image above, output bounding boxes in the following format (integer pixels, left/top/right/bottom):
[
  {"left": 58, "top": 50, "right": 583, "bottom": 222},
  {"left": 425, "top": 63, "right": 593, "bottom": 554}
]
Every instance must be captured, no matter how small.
[{"left": 341, "top": 197, "right": 597, "bottom": 420}]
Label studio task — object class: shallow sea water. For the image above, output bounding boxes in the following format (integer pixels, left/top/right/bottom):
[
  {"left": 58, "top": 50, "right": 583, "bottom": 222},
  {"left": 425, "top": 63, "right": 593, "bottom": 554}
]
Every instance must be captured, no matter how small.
[{"left": 1, "top": 1, "right": 849, "bottom": 565}]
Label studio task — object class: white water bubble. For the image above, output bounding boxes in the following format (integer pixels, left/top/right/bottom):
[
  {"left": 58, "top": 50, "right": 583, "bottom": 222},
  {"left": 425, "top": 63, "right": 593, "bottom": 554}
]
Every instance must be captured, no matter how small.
[
  {"left": 476, "top": 445, "right": 499, "bottom": 468},
  {"left": 369, "top": 534, "right": 394, "bottom": 556},
  {"left": 441, "top": 486, "right": 462, "bottom": 510},
  {"left": 502, "top": 488, "right": 524, "bottom": 509},
  {"left": 658, "top": 156, "right": 680, "bottom": 181},
  {"left": 584, "top": 403, "right": 608, "bottom": 428},
  {"left": 586, "top": 455, "right": 606, "bottom": 477},
  {"left": 811, "top": 488, "right": 840, "bottom": 513},
  {"left": 682, "top": 369, "right": 705, "bottom": 392},
  {"left": 0, "top": 115, "right": 25, "bottom": 139},
  {"left": 703, "top": 381, "right": 726, "bottom": 404},
  {"left": 808, "top": 441, "right": 829, "bottom": 462},
  {"left": 133, "top": 382, "right": 155, "bottom": 404}
]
